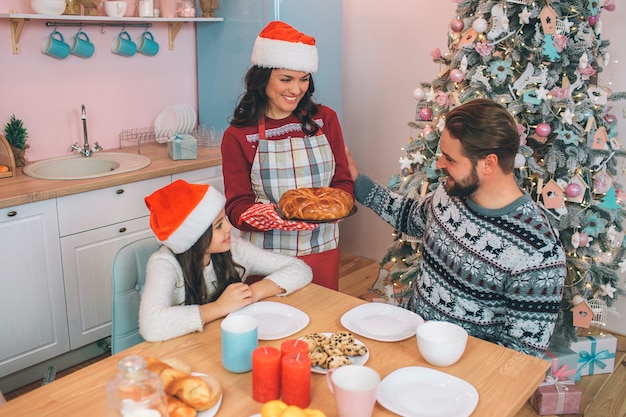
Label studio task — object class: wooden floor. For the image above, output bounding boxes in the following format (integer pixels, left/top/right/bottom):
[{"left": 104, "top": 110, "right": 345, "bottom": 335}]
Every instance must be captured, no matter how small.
[{"left": 3, "top": 253, "right": 626, "bottom": 416}]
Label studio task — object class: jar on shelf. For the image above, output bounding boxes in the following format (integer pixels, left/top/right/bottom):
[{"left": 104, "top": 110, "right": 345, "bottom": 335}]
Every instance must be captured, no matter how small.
[
  {"left": 105, "top": 355, "right": 169, "bottom": 417},
  {"left": 63, "top": 0, "right": 81, "bottom": 15}
]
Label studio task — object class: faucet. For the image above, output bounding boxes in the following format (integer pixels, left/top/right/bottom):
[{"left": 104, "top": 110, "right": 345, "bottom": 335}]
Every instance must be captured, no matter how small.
[{"left": 72, "top": 104, "right": 102, "bottom": 157}]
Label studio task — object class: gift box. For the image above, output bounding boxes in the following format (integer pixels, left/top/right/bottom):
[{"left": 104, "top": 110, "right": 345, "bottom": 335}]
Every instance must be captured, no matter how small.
[
  {"left": 168, "top": 134, "right": 198, "bottom": 160},
  {"left": 528, "top": 377, "right": 582, "bottom": 415},
  {"left": 570, "top": 333, "right": 617, "bottom": 379},
  {"left": 544, "top": 344, "right": 578, "bottom": 382}
]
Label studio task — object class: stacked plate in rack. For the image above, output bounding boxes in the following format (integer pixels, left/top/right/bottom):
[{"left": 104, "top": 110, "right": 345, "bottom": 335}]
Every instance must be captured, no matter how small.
[{"left": 154, "top": 104, "right": 197, "bottom": 142}]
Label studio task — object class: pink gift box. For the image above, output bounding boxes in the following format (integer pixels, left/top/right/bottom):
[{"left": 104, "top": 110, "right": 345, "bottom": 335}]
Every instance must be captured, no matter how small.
[{"left": 529, "top": 377, "right": 582, "bottom": 415}]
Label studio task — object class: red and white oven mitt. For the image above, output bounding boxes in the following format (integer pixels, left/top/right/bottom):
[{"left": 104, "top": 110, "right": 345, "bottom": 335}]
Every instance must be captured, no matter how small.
[{"left": 239, "top": 203, "right": 318, "bottom": 231}]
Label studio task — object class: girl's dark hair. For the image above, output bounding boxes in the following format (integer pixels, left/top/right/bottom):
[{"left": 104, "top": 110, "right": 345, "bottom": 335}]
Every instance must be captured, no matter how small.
[
  {"left": 230, "top": 66, "right": 320, "bottom": 135},
  {"left": 445, "top": 98, "right": 519, "bottom": 173},
  {"left": 176, "top": 226, "right": 245, "bottom": 304}
]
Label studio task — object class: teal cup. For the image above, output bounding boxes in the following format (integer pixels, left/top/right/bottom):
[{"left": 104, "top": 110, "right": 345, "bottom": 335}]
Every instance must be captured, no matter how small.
[
  {"left": 136, "top": 31, "right": 159, "bottom": 57},
  {"left": 42, "top": 30, "right": 70, "bottom": 59},
  {"left": 112, "top": 31, "right": 136, "bottom": 57},
  {"left": 221, "top": 315, "right": 258, "bottom": 373},
  {"left": 69, "top": 31, "right": 95, "bottom": 59}
]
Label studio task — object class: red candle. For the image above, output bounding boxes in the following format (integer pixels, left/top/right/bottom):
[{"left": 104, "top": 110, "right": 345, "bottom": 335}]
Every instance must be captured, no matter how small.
[
  {"left": 252, "top": 346, "right": 281, "bottom": 402},
  {"left": 281, "top": 352, "right": 311, "bottom": 408},
  {"left": 280, "top": 339, "right": 309, "bottom": 358}
]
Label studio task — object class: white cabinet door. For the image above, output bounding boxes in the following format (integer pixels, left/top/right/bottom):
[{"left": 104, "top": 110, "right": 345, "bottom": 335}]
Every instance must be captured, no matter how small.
[
  {"left": 172, "top": 166, "right": 224, "bottom": 191},
  {"left": 61, "top": 217, "right": 154, "bottom": 349},
  {"left": 0, "top": 200, "right": 69, "bottom": 377}
]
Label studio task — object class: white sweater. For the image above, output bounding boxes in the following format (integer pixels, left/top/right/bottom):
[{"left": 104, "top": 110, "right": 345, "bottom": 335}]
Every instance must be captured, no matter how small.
[{"left": 139, "top": 234, "right": 312, "bottom": 342}]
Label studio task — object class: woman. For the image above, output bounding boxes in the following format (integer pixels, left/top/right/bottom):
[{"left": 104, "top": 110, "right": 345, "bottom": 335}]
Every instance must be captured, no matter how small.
[
  {"left": 221, "top": 21, "right": 354, "bottom": 290},
  {"left": 139, "top": 180, "right": 312, "bottom": 342}
]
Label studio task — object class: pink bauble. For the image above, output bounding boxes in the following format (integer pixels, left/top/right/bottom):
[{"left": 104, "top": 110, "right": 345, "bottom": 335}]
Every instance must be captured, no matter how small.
[
  {"left": 604, "top": 2, "right": 616, "bottom": 12},
  {"left": 472, "top": 17, "right": 488, "bottom": 33},
  {"left": 412, "top": 87, "right": 425, "bottom": 101},
  {"left": 604, "top": 113, "right": 618, "bottom": 125},
  {"left": 588, "top": 15, "right": 599, "bottom": 26},
  {"left": 565, "top": 183, "right": 582, "bottom": 197},
  {"left": 535, "top": 122, "right": 552, "bottom": 137},
  {"left": 451, "top": 18, "right": 465, "bottom": 32},
  {"left": 422, "top": 125, "right": 434, "bottom": 135},
  {"left": 578, "top": 232, "right": 590, "bottom": 247},
  {"left": 419, "top": 107, "right": 433, "bottom": 121},
  {"left": 450, "top": 69, "right": 465, "bottom": 83}
]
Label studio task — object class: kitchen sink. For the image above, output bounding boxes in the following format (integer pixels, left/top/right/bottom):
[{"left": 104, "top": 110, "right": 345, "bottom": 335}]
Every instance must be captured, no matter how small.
[{"left": 22, "top": 152, "right": 151, "bottom": 180}]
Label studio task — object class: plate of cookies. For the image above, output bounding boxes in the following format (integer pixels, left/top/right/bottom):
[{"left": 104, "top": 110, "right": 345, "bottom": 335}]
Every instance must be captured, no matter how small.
[{"left": 300, "top": 332, "right": 369, "bottom": 374}]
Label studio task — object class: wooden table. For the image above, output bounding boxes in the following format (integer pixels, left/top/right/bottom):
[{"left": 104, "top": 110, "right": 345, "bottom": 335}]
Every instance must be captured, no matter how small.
[{"left": 1, "top": 284, "right": 549, "bottom": 416}]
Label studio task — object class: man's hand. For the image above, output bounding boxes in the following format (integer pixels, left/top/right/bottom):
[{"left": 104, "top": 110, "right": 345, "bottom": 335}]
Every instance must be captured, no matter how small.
[{"left": 345, "top": 146, "right": 359, "bottom": 181}]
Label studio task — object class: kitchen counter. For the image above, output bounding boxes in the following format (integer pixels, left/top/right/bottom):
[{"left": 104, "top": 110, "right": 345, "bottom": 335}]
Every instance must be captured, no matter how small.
[{"left": 0, "top": 143, "right": 222, "bottom": 209}]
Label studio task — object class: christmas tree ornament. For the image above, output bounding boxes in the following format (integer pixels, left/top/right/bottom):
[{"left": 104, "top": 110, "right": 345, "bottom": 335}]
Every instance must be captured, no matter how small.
[
  {"left": 571, "top": 295, "right": 594, "bottom": 328},
  {"left": 412, "top": 87, "right": 425, "bottom": 101},
  {"left": 514, "top": 153, "right": 526, "bottom": 168},
  {"left": 450, "top": 17, "right": 464, "bottom": 33},
  {"left": 565, "top": 183, "right": 582, "bottom": 198},
  {"left": 449, "top": 69, "right": 465, "bottom": 83},
  {"left": 541, "top": 179, "right": 565, "bottom": 209},
  {"left": 593, "top": 171, "right": 613, "bottom": 194},
  {"left": 588, "top": 15, "right": 599, "bottom": 27},
  {"left": 535, "top": 122, "right": 552, "bottom": 137},
  {"left": 539, "top": 5, "right": 558, "bottom": 34},
  {"left": 603, "top": 0, "right": 616, "bottom": 12},
  {"left": 564, "top": 174, "right": 588, "bottom": 203},
  {"left": 418, "top": 107, "right": 433, "bottom": 121},
  {"left": 472, "top": 14, "right": 488, "bottom": 34},
  {"left": 588, "top": 298, "right": 608, "bottom": 326}
]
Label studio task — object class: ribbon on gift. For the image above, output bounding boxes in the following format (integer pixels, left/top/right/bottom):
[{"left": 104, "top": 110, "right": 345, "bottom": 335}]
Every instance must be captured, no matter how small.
[
  {"left": 544, "top": 349, "right": 577, "bottom": 380},
  {"left": 540, "top": 375, "right": 574, "bottom": 414},
  {"left": 575, "top": 336, "right": 616, "bottom": 379}
]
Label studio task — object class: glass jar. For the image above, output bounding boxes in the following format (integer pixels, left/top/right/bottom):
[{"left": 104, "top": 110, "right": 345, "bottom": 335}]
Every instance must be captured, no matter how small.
[
  {"left": 63, "top": 0, "right": 81, "bottom": 15},
  {"left": 105, "top": 356, "right": 169, "bottom": 417}
]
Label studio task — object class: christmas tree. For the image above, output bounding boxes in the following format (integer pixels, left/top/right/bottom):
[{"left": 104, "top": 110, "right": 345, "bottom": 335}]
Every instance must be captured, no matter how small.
[{"left": 379, "top": 0, "right": 625, "bottom": 343}]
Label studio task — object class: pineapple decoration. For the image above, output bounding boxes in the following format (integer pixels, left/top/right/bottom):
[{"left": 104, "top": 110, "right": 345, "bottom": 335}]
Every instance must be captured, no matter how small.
[{"left": 4, "top": 115, "right": 29, "bottom": 167}]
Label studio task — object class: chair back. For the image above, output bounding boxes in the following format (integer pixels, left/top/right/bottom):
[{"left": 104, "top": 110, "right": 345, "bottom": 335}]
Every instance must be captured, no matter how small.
[{"left": 111, "top": 236, "right": 160, "bottom": 354}]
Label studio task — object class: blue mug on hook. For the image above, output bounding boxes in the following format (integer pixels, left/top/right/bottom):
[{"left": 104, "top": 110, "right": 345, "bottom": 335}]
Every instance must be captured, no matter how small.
[
  {"left": 136, "top": 31, "right": 159, "bottom": 57},
  {"left": 69, "top": 30, "right": 95, "bottom": 58},
  {"left": 42, "top": 30, "right": 70, "bottom": 59},
  {"left": 112, "top": 30, "right": 136, "bottom": 57}
]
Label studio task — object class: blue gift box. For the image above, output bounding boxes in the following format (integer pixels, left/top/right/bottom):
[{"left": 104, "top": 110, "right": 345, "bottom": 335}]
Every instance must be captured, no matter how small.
[
  {"left": 569, "top": 333, "right": 617, "bottom": 379},
  {"left": 544, "top": 344, "right": 578, "bottom": 382},
  {"left": 168, "top": 134, "right": 198, "bottom": 160}
]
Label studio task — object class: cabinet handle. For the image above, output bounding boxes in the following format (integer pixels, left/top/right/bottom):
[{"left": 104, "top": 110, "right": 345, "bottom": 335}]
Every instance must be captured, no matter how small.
[
  {"left": 116, "top": 189, "right": 125, "bottom": 195},
  {"left": 119, "top": 227, "right": 127, "bottom": 233},
  {"left": 7, "top": 211, "right": 17, "bottom": 217}
]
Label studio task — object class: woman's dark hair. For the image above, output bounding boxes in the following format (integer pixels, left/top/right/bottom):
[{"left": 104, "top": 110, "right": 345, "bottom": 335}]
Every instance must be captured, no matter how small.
[
  {"left": 176, "top": 225, "right": 245, "bottom": 305},
  {"left": 230, "top": 66, "right": 320, "bottom": 135},
  {"left": 445, "top": 98, "right": 519, "bottom": 173}
]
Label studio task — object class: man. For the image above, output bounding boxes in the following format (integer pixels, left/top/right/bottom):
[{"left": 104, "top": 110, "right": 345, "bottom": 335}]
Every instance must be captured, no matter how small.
[{"left": 347, "top": 98, "right": 566, "bottom": 357}]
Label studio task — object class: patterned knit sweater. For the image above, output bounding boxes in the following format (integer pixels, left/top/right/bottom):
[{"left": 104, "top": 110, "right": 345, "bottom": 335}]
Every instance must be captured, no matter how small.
[{"left": 354, "top": 174, "right": 566, "bottom": 357}]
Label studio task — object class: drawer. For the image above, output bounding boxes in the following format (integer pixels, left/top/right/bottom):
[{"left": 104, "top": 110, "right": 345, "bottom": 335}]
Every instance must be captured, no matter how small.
[
  {"left": 172, "top": 165, "right": 223, "bottom": 192},
  {"left": 57, "top": 176, "right": 170, "bottom": 236}
]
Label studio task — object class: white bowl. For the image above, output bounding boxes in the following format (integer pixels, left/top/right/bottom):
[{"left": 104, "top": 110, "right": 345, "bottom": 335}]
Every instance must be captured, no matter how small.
[
  {"left": 416, "top": 321, "right": 468, "bottom": 367},
  {"left": 31, "top": 0, "right": 66, "bottom": 15},
  {"left": 104, "top": 0, "right": 128, "bottom": 17}
]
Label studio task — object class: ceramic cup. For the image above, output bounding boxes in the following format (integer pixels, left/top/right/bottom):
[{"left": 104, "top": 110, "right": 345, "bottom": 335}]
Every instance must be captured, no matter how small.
[
  {"left": 327, "top": 365, "right": 380, "bottom": 417},
  {"left": 136, "top": 31, "right": 159, "bottom": 56},
  {"left": 112, "top": 31, "right": 136, "bottom": 57},
  {"left": 104, "top": 0, "right": 128, "bottom": 17},
  {"left": 69, "top": 31, "right": 95, "bottom": 59},
  {"left": 415, "top": 320, "right": 468, "bottom": 367},
  {"left": 221, "top": 315, "right": 258, "bottom": 373},
  {"left": 42, "top": 30, "right": 70, "bottom": 59}
]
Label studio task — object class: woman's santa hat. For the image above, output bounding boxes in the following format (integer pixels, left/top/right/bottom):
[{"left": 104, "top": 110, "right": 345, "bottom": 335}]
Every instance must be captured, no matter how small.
[
  {"left": 145, "top": 180, "right": 225, "bottom": 254},
  {"left": 251, "top": 21, "right": 318, "bottom": 73}
]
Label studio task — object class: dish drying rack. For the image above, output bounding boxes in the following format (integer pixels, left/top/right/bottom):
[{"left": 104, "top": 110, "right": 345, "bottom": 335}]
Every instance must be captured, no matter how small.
[{"left": 119, "top": 126, "right": 222, "bottom": 154}]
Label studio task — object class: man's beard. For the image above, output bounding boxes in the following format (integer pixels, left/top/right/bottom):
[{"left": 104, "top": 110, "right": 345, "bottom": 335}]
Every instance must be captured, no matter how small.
[{"left": 444, "top": 165, "right": 479, "bottom": 198}]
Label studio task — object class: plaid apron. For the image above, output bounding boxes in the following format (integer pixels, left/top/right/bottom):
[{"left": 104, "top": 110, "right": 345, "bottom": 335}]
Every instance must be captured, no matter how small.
[{"left": 241, "top": 120, "right": 338, "bottom": 256}]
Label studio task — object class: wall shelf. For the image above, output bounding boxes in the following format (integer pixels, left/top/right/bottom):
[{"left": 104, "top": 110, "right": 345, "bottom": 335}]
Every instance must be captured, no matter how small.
[{"left": 0, "top": 12, "right": 224, "bottom": 53}]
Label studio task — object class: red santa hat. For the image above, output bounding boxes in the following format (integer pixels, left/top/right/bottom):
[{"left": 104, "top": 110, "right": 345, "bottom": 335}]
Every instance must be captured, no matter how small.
[
  {"left": 251, "top": 21, "right": 318, "bottom": 73},
  {"left": 145, "top": 180, "right": 226, "bottom": 254}
]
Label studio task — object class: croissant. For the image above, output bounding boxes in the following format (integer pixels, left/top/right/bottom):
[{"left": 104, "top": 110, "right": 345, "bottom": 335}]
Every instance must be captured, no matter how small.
[
  {"left": 167, "top": 396, "right": 197, "bottom": 417},
  {"left": 279, "top": 187, "right": 354, "bottom": 221}
]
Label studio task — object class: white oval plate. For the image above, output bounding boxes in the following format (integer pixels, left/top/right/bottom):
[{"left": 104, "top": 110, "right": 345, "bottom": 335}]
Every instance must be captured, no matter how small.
[
  {"left": 191, "top": 372, "right": 222, "bottom": 417},
  {"left": 340, "top": 303, "right": 424, "bottom": 342},
  {"left": 377, "top": 367, "right": 479, "bottom": 417},
  {"left": 304, "top": 332, "right": 369, "bottom": 374},
  {"left": 154, "top": 105, "right": 179, "bottom": 137},
  {"left": 227, "top": 301, "right": 309, "bottom": 340}
]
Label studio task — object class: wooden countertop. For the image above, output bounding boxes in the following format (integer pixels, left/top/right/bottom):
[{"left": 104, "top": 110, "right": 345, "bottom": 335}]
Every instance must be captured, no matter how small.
[
  {"left": 0, "top": 143, "right": 222, "bottom": 209},
  {"left": 0, "top": 284, "right": 550, "bottom": 417}
]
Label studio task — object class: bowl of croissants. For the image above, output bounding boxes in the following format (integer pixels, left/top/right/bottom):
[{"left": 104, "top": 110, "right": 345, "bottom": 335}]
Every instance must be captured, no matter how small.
[{"left": 146, "top": 357, "right": 222, "bottom": 417}]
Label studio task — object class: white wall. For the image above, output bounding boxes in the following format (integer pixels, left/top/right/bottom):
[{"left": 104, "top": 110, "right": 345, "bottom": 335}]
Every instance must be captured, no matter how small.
[{"left": 340, "top": 1, "right": 626, "bottom": 335}]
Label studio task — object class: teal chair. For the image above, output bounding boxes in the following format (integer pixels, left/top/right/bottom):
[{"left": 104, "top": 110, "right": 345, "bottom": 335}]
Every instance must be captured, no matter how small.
[{"left": 111, "top": 236, "right": 160, "bottom": 354}]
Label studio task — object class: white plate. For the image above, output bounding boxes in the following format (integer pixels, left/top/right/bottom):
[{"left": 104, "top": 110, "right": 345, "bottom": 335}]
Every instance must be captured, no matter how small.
[
  {"left": 340, "top": 303, "right": 424, "bottom": 342},
  {"left": 302, "top": 332, "right": 369, "bottom": 374},
  {"left": 227, "top": 301, "right": 309, "bottom": 340},
  {"left": 154, "top": 105, "right": 179, "bottom": 137},
  {"left": 175, "top": 104, "right": 189, "bottom": 133},
  {"left": 184, "top": 103, "right": 197, "bottom": 133},
  {"left": 377, "top": 367, "right": 479, "bottom": 417},
  {"left": 191, "top": 372, "right": 222, "bottom": 417}
]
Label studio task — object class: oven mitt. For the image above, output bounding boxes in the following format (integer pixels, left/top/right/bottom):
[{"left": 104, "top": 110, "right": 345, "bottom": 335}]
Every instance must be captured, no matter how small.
[{"left": 239, "top": 203, "right": 318, "bottom": 231}]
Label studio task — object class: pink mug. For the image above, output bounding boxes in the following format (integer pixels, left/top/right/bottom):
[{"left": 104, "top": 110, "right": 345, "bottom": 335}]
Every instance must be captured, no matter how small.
[{"left": 327, "top": 365, "right": 380, "bottom": 417}]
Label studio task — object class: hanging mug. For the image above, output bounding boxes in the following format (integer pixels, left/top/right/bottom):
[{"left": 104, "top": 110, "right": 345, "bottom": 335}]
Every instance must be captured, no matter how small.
[
  {"left": 136, "top": 31, "right": 159, "bottom": 56},
  {"left": 42, "top": 30, "right": 70, "bottom": 59},
  {"left": 69, "top": 30, "right": 95, "bottom": 59},
  {"left": 112, "top": 31, "right": 136, "bottom": 57}
]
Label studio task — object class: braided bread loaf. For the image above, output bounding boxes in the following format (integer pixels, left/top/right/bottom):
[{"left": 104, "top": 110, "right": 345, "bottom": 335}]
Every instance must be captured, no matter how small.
[{"left": 278, "top": 187, "right": 354, "bottom": 221}]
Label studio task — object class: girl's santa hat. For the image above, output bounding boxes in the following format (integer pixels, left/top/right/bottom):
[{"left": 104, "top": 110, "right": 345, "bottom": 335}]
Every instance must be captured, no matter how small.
[{"left": 251, "top": 21, "right": 318, "bottom": 73}]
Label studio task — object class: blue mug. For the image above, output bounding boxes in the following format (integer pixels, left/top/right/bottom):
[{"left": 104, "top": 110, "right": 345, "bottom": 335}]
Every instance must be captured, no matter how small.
[
  {"left": 69, "top": 31, "right": 95, "bottom": 59},
  {"left": 221, "top": 315, "right": 258, "bottom": 373},
  {"left": 136, "top": 31, "right": 159, "bottom": 57},
  {"left": 112, "top": 31, "right": 136, "bottom": 57},
  {"left": 42, "top": 30, "right": 70, "bottom": 59}
]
